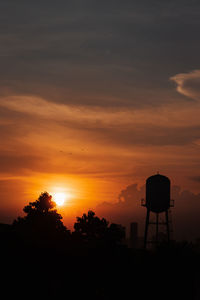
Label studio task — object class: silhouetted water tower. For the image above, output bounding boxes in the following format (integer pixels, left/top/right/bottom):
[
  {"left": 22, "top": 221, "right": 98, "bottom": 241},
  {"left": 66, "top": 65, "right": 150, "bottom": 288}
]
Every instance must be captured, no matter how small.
[{"left": 142, "top": 173, "right": 174, "bottom": 248}]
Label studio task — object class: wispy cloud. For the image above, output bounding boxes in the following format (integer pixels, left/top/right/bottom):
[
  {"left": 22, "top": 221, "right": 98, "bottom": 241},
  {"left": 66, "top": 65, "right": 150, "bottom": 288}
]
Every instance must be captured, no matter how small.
[
  {"left": 1, "top": 94, "right": 200, "bottom": 128},
  {"left": 170, "top": 69, "right": 200, "bottom": 101}
]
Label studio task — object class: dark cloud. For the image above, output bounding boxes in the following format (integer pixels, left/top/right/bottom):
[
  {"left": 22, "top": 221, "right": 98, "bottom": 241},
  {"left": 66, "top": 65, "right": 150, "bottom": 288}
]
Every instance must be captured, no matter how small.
[{"left": 0, "top": 1, "right": 200, "bottom": 107}]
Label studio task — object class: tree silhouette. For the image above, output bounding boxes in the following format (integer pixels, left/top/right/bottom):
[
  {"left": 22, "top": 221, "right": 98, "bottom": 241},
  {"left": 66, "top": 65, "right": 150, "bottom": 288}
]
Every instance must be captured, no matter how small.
[
  {"left": 13, "top": 192, "right": 70, "bottom": 246},
  {"left": 73, "top": 210, "right": 125, "bottom": 247},
  {"left": 74, "top": 210, "right": 108, "bottom": 239}
]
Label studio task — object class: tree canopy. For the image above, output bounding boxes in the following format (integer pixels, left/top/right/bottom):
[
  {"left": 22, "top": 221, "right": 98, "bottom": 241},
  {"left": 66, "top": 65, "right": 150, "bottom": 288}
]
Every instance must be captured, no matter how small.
[
  {"left": 12, "top": 194, "right": 125, "bottom": 250},
  {"left": 13, "top": 192, "right": 70, "bottom": 246},
  {"left": 74, "top": 210, "right": 125, "bottom": 247}
]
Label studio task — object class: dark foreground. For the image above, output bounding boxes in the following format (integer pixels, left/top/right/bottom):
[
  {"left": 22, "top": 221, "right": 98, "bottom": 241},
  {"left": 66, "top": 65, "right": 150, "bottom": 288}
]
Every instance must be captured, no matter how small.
[{"left": 1, "top": 231, "right": 200, "bottom": 300}]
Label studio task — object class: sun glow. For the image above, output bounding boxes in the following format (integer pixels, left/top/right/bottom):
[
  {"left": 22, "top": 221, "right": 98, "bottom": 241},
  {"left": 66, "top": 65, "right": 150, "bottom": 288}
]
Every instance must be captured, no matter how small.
[{"left": 53, "top": 192, "right": 68, "bottom": 206}]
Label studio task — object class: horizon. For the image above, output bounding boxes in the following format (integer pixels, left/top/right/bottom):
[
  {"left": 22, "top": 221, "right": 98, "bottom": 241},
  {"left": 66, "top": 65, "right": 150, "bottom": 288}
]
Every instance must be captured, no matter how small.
[{"left": 1, "top": 179, "right": 200, "bottom": 242}]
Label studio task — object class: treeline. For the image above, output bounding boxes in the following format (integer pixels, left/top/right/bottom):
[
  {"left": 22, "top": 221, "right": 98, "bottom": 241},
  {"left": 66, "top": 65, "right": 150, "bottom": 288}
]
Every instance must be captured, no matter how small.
[
  {"left": 0, "top": 192, "right": 200, "bottom": 299},
  {"left": 11, "top": 192, "right": 126, "bottom": 251}
]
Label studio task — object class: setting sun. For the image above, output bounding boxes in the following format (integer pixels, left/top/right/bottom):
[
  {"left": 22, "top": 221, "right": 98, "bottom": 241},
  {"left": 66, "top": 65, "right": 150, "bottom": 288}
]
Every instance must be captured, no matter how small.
[{"left": 53, "top": 192, "right": 67, "bottom": 206}]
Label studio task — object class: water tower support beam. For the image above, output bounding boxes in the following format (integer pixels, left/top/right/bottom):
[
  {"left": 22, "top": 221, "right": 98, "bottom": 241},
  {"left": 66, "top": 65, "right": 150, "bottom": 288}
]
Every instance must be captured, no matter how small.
[
  {"left": 144, "top": 209, "right": 150, "bottom": 249},
  {"left": 156, "top": 213, "right": 159, "bottom": 243},
  {"left": 165, "top": 210, "right": 170, "bottom": 243}
]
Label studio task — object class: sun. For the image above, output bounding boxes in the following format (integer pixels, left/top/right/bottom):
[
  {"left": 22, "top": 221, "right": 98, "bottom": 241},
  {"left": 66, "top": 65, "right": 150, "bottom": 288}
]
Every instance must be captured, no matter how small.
[
  {"left": 53, "top": 192, "right": 67, "bottom": 206},
  {"left": 50, "top": 185, "right": 73, "bottom": 207}
]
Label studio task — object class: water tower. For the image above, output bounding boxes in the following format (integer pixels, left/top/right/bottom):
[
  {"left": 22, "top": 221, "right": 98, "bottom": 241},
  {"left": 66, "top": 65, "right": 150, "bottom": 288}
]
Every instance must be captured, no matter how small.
[{"left": 141, "top": 173, "right": 174, "bottom": 248}]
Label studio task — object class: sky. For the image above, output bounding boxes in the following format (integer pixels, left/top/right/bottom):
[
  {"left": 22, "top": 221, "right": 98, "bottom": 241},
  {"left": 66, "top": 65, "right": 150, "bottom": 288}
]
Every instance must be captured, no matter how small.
[{"left": 0, "top": 1, "right": 200, "bottom": 240}]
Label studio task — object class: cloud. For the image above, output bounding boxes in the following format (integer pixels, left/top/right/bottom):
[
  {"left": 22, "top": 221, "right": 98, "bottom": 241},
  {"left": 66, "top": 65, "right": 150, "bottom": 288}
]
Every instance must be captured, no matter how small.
[
  {"left": 2, "top": 95, "right": 200, "bottom": 149},
  {"left": 0, "top": 153, "right": 49, "bottom": 174},
  {"left": 97, "top": 183, "right": 200, "bottom": 241},
  {"left": 1, "top": 0, "right": 200, "bottom": 109},
  {"left": 170, "top": 69, "right": 200, "bottom": 101}
]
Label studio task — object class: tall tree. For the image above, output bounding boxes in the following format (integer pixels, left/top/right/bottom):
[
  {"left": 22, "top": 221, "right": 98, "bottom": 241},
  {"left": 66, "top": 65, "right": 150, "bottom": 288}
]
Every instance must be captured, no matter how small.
[{"left": 13, "top": 192, "right": 70, "bottom": 246}]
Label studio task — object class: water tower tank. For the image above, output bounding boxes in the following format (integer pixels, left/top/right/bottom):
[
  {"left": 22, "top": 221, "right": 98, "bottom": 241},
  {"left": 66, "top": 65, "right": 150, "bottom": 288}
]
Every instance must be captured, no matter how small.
[{"left": 146, "top": 174, "right": 170, "bottom": 213}]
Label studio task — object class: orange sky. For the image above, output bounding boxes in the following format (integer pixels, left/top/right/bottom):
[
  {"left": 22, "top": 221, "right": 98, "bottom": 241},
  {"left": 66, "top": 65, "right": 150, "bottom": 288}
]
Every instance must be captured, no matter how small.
[
  {"left": 1, "top": 1, "right": 200, "bottom": 240},
  {"left": 1, "top": 95, "right": 200, "bottom": 231}
]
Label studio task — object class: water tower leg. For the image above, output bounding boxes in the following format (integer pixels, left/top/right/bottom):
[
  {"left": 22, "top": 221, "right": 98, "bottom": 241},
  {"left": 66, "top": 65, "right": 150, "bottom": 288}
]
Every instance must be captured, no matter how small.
[
  {"left": 144, "top": 209, "right": 150, "bottom": 249},
  {"left": 156, "top": 213, "right": 159, "bottom": 245},
  {"left": 165, "top": 210, "right": 170, "bottom": 243}
]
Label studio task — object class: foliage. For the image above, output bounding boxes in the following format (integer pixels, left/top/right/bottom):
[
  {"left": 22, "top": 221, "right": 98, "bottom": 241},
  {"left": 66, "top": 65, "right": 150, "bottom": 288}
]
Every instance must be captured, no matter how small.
[
  {"left": 74, "top": 210, "right": 108, "bottom": 238},
  {"left": 23, "top": 191, "right": 56, "bottom": 214},
  {"left": 73, "top": 210, "right": 125, "bottom": 247},
  {"left": 13, "top": 192, "right": 70, "bottom": 245}
]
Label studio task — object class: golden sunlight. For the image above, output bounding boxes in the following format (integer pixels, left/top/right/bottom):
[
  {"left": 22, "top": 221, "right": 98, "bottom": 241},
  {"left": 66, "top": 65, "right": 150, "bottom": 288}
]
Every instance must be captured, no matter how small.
[{"left": 52, "top": 192, "right": 68, "bottom": 206}]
